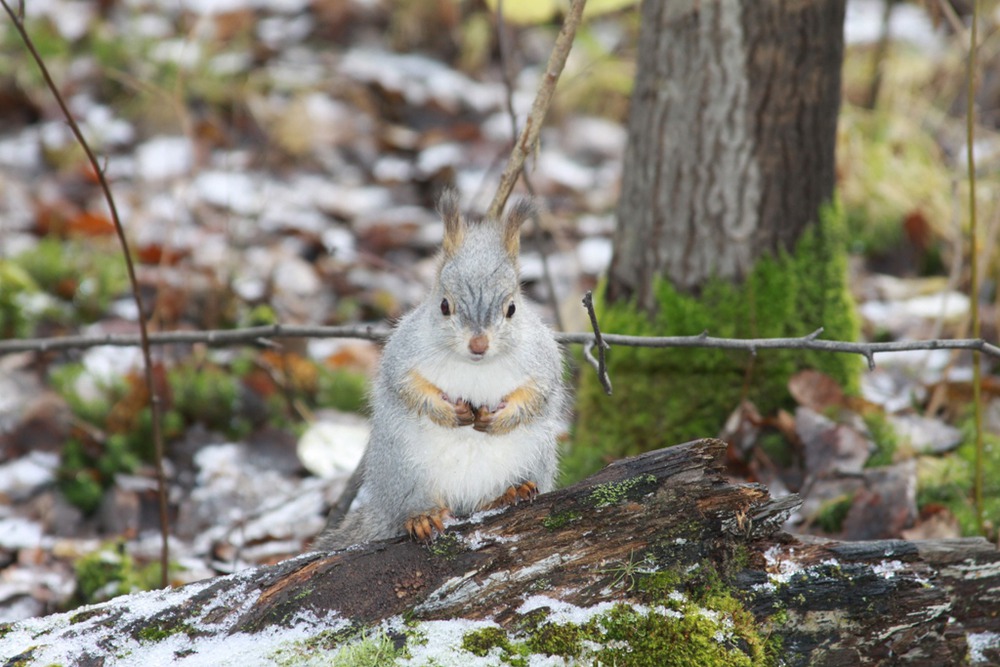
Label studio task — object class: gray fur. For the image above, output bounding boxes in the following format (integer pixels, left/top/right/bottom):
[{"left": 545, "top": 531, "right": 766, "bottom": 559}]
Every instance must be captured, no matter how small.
[{"left": 313, "top": 195, "right": 567, "bottom": 550}]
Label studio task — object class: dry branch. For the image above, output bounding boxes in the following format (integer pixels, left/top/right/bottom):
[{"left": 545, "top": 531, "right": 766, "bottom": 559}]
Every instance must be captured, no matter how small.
[
  {"left": 2, "top": 321, "right": 998, "bottom": 370},
  {"left": 487, "top": 0, "right": 587, "bottom": 218}
]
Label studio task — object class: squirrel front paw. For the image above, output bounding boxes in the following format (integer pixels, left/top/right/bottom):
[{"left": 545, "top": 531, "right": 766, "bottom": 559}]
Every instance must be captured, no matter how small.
[
  {"left": 404, "top": 507, "right": 451, "bottom": 542},
  {"left": 472, "top": 383, "right": 545, "bottom": 435},
  {"left": 472, "top": 401, "right": 507, "bottom": 433},
  {"left": 425, "top": 393, "right": 474, "bottom": 428},
  {"left": 450, "top": 395, "right": 476, "bottom": 427}
]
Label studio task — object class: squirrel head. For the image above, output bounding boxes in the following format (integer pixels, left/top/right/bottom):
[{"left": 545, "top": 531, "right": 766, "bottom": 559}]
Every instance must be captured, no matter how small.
[{"left": 433, "top": 189, "right": 535, "bottom": 362}]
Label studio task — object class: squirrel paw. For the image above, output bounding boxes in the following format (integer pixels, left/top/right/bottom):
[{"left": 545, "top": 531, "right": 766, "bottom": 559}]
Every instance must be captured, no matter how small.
[
  {"left": 485, "top": 481, "right": 538, "bottom": 509},
  {"left": 472, "top": 401, "right": 508, "bottom": 433},
  {"left": 405, "top": 507, "right": 451, "bottom": 542},
  {"left": 448, "top": 395, "right": 476, "bottom": 427}
]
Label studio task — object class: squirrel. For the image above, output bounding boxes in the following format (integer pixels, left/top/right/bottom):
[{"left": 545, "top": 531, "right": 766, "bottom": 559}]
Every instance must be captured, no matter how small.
[{"left": 313, "top": 190, "right": 567, "bottom": 550}]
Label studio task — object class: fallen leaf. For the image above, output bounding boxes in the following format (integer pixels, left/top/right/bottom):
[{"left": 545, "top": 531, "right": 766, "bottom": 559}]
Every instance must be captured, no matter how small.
[{"left": 788, "top": 369, "right": 845, "bottom": 412}]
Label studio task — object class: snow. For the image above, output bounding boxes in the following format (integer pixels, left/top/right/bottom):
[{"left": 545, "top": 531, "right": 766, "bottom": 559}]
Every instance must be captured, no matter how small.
[
  {"left": 136, "top": 136, "right": 195, "bottom": 182},
  {"left": 844, "top": 0, "right": 944, "bottom": 50},
  {"left": 296, "top": 420, "right": 369, "bottom": 479},
  {"left": 968, "top": 631, "right": 1000, "bottom": 665},
  {"left": 872, "top": 559, "right": 905, "bottom": 579},
  {"left": 194, "top": 171, "right": 265, "bottom": 215},
  {"left": 0, "top": 517, "right": 44, "bottom": 550},
  {"left": 79, "top": 345, "right": 144, "bottom": 385},
  {"left": 0, "top": 452, "right": 58, "bottom": 502},
  {"left": 577, "top": 236, "right": 613, "bottom": 275},
  {"left": 518, "top": 595, "right": 622, "bottom": 626}
]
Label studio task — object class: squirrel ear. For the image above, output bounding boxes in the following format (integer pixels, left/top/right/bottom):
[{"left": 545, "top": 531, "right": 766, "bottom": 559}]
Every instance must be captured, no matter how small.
[
  {"left": 438, "top": 188, "right": 464, "bottom": 259},
  {"left": 501, "top": 197, "right": 535, "bottom": 259}
]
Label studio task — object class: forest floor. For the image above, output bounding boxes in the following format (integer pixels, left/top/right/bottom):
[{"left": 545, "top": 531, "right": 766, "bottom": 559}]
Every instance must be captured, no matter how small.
[{"left": 0, "top": 0, "right": 998, "bottom": 626}]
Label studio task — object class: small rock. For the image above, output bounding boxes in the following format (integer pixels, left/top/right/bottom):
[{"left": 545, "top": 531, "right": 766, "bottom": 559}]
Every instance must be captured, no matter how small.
[{"left": 888, "top": 413, "right": 963, "bottom": 455}]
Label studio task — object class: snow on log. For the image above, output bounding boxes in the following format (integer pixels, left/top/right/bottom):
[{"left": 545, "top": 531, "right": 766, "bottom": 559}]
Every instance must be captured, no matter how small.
[{"left": 1, "top": 438, "right": 998, "bottom": 666}]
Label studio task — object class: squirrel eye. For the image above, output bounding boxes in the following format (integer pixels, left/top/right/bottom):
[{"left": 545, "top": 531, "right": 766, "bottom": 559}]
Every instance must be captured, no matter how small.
[
  {"left": 440, "top": 298, "right": 451, "bottom": 316},
  {"left": 506, "top": 302, "right": 516, "bottom": 318}
]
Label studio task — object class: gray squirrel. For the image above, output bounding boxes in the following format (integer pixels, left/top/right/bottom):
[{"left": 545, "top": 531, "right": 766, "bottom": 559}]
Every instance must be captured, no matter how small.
[{"left": 313, "top": 190, "right": 567, "bottom": 549}]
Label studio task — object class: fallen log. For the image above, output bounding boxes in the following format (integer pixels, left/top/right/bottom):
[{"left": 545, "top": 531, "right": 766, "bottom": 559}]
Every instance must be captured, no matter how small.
[{"left": 1, "top": 438, "right": 997, "bottom": 666}]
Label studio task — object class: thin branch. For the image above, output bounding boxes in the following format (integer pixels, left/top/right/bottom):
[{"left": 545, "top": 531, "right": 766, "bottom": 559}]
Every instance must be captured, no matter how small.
[
  {"left": 3, "top": 323, "right": 998, "bottom": 366},
  {"left": 555, "top": 330, "right": 1000, "bottom": 366},
  {"left": 495, "top": 0, "right": 565, "bottom": 332},
  {"left": 581, "top": 291, "right": 612, "bottom": 394},
  {"left": 966, "top": 0, "right": 984, "bottom": 533},
  {"left": 487, "top": 0, "right": 587, "bottom": 218},
  {"left": 1, "top": 1, "right": 170, "bottom": 586}
]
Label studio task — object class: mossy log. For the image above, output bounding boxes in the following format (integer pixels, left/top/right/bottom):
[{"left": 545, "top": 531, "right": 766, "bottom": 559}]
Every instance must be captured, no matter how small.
[{"left": 3, "top": 439, "right": 998, "bottom": 666}]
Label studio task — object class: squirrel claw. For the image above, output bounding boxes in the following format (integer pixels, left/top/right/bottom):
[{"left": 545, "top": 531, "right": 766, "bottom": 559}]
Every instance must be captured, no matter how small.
[
  {"left": 486, "top": 481, "right": 538, "bottom": 509},
  {"left": 405, "top": 507, "right": 451, "bottom": 542}
]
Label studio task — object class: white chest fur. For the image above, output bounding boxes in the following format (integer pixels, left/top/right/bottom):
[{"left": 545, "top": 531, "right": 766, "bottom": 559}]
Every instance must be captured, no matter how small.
[
  {"left": 408, "top": 423, "right": 535, "bottom": 513},
  {"left": 417, "top": 356, "right": 525, "bottom": 409}
]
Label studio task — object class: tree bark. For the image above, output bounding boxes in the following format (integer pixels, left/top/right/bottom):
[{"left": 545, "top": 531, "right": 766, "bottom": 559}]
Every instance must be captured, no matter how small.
[
  {"left": 3, "top": 439, "right": 997, "bottom": 666},
  {"left": 608, "top": 0, "right": 846, "bottom": 308}
]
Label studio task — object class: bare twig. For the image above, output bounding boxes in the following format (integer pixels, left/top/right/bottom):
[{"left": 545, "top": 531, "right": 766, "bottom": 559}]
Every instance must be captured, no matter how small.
[
  {"left": 4, "top": 322, "right": 998, "bottom": 367},
  {"left": 487, "top": 0, "right": 587, "bottom": 218},
  {"left": 581, "top": 291, "right": 612, "bottom": 394},
  {"left": 495, "top": 0, "right": 565, "bottom": 331},
  {"left": 1, "top": 1, "right": 170, "bottom": 586},
  {"left": 966, "top": 0, "right": 984, "bottom": 532}
]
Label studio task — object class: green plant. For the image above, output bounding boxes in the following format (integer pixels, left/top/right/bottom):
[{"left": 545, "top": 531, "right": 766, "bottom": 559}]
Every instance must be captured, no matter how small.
[
  {"left": 72, "top": 542, "right": 164, "bottom": 607},
  {"left": 568, "top": 204, "right": 860, "bottom": 484}
]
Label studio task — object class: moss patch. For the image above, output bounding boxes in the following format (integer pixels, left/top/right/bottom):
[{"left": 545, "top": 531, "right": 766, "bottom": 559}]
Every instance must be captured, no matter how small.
[
  {"left": 541, "top": 509, "right": 582, "bottom": 531},
  {"left": 272, "top": 628, "right": 402, "bottom": 667},
  {"left": 71, "top": 542, "right": 165, "bottom": 608},
  {"left": 136, "top": 621, "right": 197, "bottom": 643},
  {"left": 566, "top": 203, "right": 860, "bottom": 484},
  {"left": 587, "top": 474, "right": 657, "bottom": 508},
  {"left": 454, "top": 557, "right": 781, "bottom": 666}
]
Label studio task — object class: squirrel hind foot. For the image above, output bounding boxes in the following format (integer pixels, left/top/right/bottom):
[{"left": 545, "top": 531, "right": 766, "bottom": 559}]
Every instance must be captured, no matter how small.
[
  {"left": 405, "top": 507, "right": 451, "bottom": 542},
  {"left": 485, "top": 481, "right": 538, "bottom": 510}
]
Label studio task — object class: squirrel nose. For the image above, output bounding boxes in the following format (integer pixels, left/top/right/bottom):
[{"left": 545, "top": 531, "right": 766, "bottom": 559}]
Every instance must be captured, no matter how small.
[{"left": 468, "top": 334, "right": 489, "bottom": 355}]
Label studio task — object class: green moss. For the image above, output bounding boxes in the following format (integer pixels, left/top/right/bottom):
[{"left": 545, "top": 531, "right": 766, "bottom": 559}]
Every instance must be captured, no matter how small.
[
  {"left": 71, "top": 542, "right": 165, "bottom": 607},
  {"left": 918, "top": 413, "right": 1000, "bottom": 537},
  {"left": 525, "top": 621, "right": 583, "bottom": 657},
  {"left": 814, "top": 493, "right": 855, "bottom": 533},
  {"left": 136, "top": 621, "right": 197, "bottom": 643},
  {"left": 541, "top": 509, "right": 582, "bottom": 531},
  {"left": 273, "top": 627, "right": 401, "bottom": 667},
  {"left": 587, "top": 474, "right": 657, "bottom": 508},
  {"left": 426, "top": 532, "right": 464, "bottom": 560},
  {"left": 317, "top": 366, "right": 370, "bottom": 414},
  {"left": 863, "top": 412, "right": 899, "bottom": 467},
  {"left": 566, "top": 203, "right": 860, "bottom": 484},
  {"left": 460, "top": 626, "right": 511, "bottom": 657},
  {"left": 452, "top": 556, "right": 781, "bottom": 666}
]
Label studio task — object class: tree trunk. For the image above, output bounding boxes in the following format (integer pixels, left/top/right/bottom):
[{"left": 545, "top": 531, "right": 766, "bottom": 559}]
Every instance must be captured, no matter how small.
[
  {"left": 566, "top": 0, "right": 856, "bottom": 483},
  {"left": 3, "top": 440, "right": 997, "bottom": 666},
  {"left": 608, "top": 0, "right": 846, "bottom": 307}
]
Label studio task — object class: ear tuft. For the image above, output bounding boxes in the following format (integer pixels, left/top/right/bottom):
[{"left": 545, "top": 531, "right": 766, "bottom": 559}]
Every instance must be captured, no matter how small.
[
  {"left": 502, "top": 197, "right": 536, "bottom": 259},
  {"left": 438, "top": 188, "right": 463, "bottom": 258}
]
